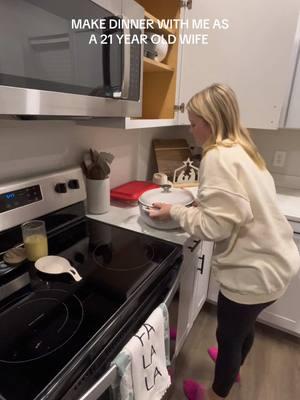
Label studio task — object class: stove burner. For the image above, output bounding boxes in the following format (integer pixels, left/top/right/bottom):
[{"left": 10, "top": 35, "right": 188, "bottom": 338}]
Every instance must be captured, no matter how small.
[
  {"left": 0, "top": 289, "right": 83, "bottom": 363},
  {"left": 92, "top": 241, "right": 155, "bottom": 271}
]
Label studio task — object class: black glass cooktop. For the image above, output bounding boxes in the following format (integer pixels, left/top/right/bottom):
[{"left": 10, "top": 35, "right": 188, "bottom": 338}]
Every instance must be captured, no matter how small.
[{"left": 0, "top": 218, "right": 181, "bottom": 400}]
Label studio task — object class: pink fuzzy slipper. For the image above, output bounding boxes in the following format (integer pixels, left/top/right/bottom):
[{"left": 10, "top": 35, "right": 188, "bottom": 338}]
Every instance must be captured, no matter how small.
[
  {"left": 183, "top": 379, "right": 206, "bottom": 400},
  {"left": 208, "top": 347, "right": 241, "bottom": 382},
  {"left": 170, "top": 327, "right": 177, "bottom": 341},
  {"left": 208, "top": 347, "right": 218, "bottom": 362},
  {"left": 167, "top": 367, "right": 174, "bottom": 383}
]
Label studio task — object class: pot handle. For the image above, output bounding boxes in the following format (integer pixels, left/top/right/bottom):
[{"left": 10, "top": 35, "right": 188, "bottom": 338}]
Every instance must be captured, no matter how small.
[
  {"left": 68, "top": 267, "right": 82, "bottom": 282},
  {"left": 161, "top": 184, "right": 172, "bottom": 193},
  {"left": 142, "top": 205, "right": 154, "bottom": 213}
]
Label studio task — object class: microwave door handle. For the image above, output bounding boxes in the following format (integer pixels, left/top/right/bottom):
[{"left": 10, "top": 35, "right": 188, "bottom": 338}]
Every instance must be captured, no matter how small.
[
  {"left": 106, "top": 17, "right": 130, "bottom": 99},
  {"left": 103, "top": 17, "right": 123, "bottom": 98},
  {"left": 103, "top": 34, "right": 112, "bottom": 96},
  {"left": 78, "top": 364, "right": 118, "bottom": 400},
  {"left": 103, "top": 37, "right": 123, "bottom": 98},
  {"left": 120, "top": 18, "right": 131, "bottom": 99}
]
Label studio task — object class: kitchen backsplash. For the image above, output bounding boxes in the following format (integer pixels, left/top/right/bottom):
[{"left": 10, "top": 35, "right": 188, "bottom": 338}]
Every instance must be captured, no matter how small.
[
  {"left": 250, "top": 128, "right": 300, "bottom": 189},
  {"left": 0, "top": 119, "right": 299, "bottom": 189},
  {"left": 176, "top": 126, "right": 300, "bottom": 188},
  {"left": 0, "top": 119, "right": 189, "bottom": 187}
]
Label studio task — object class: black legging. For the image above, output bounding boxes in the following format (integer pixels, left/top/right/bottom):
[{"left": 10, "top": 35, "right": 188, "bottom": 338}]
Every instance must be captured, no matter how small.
[{"left": 212, "top": 291, "right": 276, "bottom": 397}]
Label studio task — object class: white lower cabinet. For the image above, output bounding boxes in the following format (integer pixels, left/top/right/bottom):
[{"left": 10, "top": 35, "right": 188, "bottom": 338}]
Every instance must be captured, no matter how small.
[
  {"left": 207, "top": 270, "right": 219, "bottom": 305},
  {"left": 176, "top": 228, "right": 300, "bottom": 354},
  {"left": 189, "top": 240, "right": 214, "bottom": 324},
  {"left": 207, "top": 237, "right": 300, "bottom": 337},
  {"left": 175, "top": 238, "right": 214, "bottom": 356},
  {"left": 258, "top": 232, "right": 300, "bottom": 336},
  {"left": 258, "top": 272, "right": 300, "bottom": 336}
]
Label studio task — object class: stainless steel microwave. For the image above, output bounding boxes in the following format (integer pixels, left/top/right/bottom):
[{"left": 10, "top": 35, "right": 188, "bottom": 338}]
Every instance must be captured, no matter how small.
[{"left": 0, "top": 0, "right": 143, "bottom": 118}]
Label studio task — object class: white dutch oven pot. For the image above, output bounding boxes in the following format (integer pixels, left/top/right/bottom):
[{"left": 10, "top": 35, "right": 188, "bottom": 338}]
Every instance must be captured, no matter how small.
[{"left": 138, "top": 185, "right": 194, "bottom": 230}]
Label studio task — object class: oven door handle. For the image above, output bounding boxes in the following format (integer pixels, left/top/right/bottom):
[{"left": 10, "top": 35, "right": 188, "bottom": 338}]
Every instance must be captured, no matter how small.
[
  {"left": 78, "top": 364, "right": 118, "bottom": 400},
  {"left": 164, "top": 269, "right": 181, "bottom": 307},
  {"left": 78, "top": 269, "right": 181, "bottom": 400}
]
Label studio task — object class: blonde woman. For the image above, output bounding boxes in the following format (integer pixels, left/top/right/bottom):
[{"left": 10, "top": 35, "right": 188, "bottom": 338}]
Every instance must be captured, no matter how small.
[{"left": 148, "top": 84, "right": 300, "bottom": 400}]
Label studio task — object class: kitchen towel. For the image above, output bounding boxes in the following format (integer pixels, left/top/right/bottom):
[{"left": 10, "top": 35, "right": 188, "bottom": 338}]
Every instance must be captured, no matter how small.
[{"left": 111, "top": 303, "right": 171, "bottom": 400}]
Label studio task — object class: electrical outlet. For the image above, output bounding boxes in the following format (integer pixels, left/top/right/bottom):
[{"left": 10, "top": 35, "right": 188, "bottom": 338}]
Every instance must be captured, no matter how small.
[{"left": 272, "top": 151, "right": 287, "bottom": 168}]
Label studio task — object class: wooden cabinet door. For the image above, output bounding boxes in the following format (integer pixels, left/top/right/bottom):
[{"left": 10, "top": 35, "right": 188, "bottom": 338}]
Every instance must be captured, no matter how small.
[{"left": 178, "top": 0, "right": 300, "bottom": 129}]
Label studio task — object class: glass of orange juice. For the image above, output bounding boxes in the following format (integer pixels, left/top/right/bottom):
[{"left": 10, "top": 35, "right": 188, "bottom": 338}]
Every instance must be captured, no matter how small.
[{"left": 21, "top": 220, "right": 48, "bottom": 262}]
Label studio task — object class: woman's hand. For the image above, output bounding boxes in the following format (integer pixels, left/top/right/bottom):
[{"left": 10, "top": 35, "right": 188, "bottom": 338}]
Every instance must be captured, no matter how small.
[{"left": 147, "top": 202, "right": 172, "bottom": 221}]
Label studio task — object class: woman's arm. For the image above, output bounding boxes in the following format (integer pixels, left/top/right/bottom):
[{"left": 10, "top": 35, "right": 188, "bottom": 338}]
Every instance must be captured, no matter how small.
[
  {"left": 169, "top": 187, "right": 253, "bottom": 241},
  {"left": 148, "top": 187, "right": 253, "bottom": 241}
]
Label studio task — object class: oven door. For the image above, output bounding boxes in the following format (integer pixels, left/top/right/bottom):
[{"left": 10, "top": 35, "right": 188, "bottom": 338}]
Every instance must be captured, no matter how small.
[
  {"left": 0, "top": 0, "right": 143, "bottom": 117},
  {"left": 65, "top": 264, "right": 181, "bottom": 400}
]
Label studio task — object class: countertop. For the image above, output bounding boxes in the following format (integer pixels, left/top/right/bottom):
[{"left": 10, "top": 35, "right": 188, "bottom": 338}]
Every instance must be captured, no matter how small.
[
  {"left": 87, "top": 201, "right": 189, "bottom": 245},
  {"left": 275, "top": 187, "right": 300, "bottom": 223},
  {"left": 87, "top": 187, "right": 300, "bottom": 244}
]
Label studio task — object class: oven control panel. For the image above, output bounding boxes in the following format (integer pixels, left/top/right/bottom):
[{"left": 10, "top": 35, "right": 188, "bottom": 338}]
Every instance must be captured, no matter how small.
[
  {"left": 0, "top": 185, "right": 42, "bottom": 214},
  {"left": 0, "top": 167, "right": 86, "bottom": 232}
]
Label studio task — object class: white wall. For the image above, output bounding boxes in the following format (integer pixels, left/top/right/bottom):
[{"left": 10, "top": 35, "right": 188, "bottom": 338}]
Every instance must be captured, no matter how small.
[
  {"left": 250, "top": 128, "right": 300, "bottom": 188},
  {"left": 1, "top": 118, "right": 299, "bottom": 189},
  {"left": 177, "top": 126, "right": 300, "bottom": 178},
  {"left": 173, "top": 125, "right": 300, "bottom": 188},
  {"left": 0, "top": 119, "right": 187, "bottom": 188}
]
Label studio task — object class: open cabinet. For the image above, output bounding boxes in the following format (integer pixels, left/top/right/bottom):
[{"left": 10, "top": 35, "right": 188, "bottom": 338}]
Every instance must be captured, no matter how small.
[
  {"left": 74, "top": 0, "right": 184, "bottom": 130},
  {"left": 88, "top": 0, "right": 184, "bottom": 129},
  {"left": 134, "top": 0, "right": 180, "bottom": 120},
  {"left": 91, "top": 0, "right": 300, "bottom": 130},
  {"left": 127, "top": 0, "right": 300, "bottom": 130},
  {"left": 121, "top": 0, "right": 184, "bottom": 129}
]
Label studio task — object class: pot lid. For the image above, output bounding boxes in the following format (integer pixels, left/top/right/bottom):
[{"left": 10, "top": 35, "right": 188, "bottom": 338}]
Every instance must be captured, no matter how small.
[{"left": 139, "top": 186, "right": 194, "bottom": 206}]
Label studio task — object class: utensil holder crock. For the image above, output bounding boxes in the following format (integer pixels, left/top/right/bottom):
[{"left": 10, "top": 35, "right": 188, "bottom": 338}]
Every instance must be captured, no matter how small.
[{"left": 86, "top": 178, "right": 110, "bottom": 214}]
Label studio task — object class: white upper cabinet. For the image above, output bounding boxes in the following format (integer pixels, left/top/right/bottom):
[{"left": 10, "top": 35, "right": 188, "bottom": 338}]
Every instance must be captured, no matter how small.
[
  {"left": 282, "top": 16, "right": 300, "bottom": 129},
  {"left": 285, "top": 55, "right": 300, "bottom": 128},
  {"left": 98, "top": 1, "right": 300, "bottom": 129},
  {"left": 178, "top": 0, "right": 300, "bottom": 129}
]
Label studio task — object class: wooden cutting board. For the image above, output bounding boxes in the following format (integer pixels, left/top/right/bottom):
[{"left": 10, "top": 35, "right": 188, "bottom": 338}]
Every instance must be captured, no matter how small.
[{"left": 152, "top": 138, "right": 193, "bottom": 179}]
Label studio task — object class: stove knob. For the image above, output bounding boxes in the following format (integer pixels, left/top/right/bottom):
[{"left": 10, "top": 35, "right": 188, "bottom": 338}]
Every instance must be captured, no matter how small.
[
  {"left": 68, "top": 179, "right": 80, "bottom": 189},
  {"left": 55, "top": 183, "right": 67, "bottom": 193}
]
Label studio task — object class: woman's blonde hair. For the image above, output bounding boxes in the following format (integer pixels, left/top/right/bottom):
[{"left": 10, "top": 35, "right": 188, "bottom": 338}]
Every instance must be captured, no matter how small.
[{"left": 187, "top": 83, "right": 266, "bottom": 169}]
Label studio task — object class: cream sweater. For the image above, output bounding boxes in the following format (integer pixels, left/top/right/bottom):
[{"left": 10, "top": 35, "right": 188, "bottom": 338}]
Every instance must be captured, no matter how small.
[{"left": 170, "top": 144, "right": 300, "bottom": 304}]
